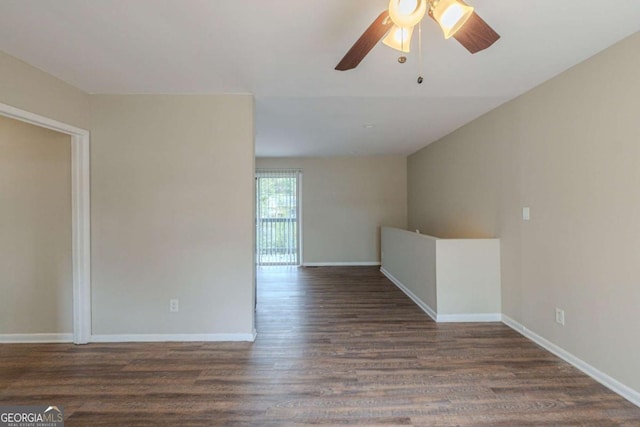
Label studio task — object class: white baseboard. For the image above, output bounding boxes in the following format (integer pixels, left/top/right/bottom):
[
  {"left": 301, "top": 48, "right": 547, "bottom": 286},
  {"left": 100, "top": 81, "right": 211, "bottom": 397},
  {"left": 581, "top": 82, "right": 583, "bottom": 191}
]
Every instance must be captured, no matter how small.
[
  {"left": 303, "top": 262, "right": 381, "bottom": 267},
  {"left": 437, "top": 313, "right": 502, "bottom": 323},
  {"left": 90, "top": 332, "right": 257, "bottom": 343},
  {"left": 502, "top": 314, "right": 640, "bottom": 408},
  {"left": 0, "top": 333, "right": 73, "bottom": 343},
  {"left": 381, "top": 267, "right": 437, "bottom": 321}
]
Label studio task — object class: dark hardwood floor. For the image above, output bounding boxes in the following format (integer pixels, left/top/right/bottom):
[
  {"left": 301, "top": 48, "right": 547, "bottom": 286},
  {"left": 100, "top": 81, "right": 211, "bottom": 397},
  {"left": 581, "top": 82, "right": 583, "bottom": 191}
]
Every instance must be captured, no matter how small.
[{"left": 1, "top": 266, "right": 639, "bottom": 426}]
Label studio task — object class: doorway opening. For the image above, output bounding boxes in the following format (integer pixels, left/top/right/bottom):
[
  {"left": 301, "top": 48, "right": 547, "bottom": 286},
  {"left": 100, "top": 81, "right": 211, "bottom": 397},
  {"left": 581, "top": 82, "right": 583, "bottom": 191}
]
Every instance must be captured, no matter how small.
[
  {"left": 0, "top": 102, "right": 91, "bottom": 344},
  {"left": 255, "top": 169, "right": 301, "bottom": 266}
]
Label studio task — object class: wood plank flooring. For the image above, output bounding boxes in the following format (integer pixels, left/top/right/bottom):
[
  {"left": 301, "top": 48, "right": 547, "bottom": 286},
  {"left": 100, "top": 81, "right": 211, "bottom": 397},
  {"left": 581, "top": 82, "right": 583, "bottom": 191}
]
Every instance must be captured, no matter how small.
[{"left": 1, "top": 266, "right": 639, "bottom": 426}]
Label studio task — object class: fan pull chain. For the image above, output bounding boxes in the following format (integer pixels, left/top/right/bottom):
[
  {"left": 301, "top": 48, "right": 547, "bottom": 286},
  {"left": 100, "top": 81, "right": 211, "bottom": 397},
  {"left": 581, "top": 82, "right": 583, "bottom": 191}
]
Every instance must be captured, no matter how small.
[
  {"left": 399, "top": 27, "right": 407, "bottom": 64},
  {"left": 417, "top": 21, "right": 424, "bottom": 84}
]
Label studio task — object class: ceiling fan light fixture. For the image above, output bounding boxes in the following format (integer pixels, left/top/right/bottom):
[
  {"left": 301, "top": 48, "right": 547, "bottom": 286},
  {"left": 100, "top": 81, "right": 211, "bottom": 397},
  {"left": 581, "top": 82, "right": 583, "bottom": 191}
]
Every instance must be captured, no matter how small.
[
  {"left": 382, "top": 25, "right": 414, "bottom": 52},
  {"left": 388, "top": 0, "right": 427, "bottom": 28},
  {"left": 431, "top": 0, "right": 474, "bottom": 39}
]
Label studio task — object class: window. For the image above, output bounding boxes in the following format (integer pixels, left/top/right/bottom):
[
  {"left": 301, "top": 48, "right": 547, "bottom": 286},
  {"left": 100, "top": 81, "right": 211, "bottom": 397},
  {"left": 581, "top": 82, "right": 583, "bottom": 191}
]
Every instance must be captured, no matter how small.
[{"left": 256, "top": 169, "right": 301, "bottom": 266}]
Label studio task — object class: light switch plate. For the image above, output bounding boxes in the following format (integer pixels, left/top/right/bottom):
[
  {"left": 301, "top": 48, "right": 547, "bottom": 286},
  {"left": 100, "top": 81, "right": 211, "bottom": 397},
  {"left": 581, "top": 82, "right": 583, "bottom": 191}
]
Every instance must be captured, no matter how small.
[{"left": 522, "top": 207, "right": 531, "bottom": 221}]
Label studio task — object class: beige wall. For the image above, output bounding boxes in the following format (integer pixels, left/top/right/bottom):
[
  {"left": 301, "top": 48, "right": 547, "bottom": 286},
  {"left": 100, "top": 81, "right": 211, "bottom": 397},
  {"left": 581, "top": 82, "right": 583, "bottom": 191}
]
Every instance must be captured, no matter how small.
[
  {"left": 0, "top": 53, "right": 257, "bottom": 339},
  {"left": 0, "top": 116, "right": 72, "bottom": 334},
  {"left": 381, "top": 227, "right": 438, "bottom": 311},
  {"left": 90, "top": 95, "right": 255, "bottom": 336},
  {"left": 408, "top": 33, "right": 640, "bottom": 392},
  {"left": 256, "top": 156, "right": 407, "bottom": 264},
  {"left": 381, "top": 227, "right": 501, "bottom": 317},
  {"left": 0, "top": 51, "right": 90, "bottom": 129}
]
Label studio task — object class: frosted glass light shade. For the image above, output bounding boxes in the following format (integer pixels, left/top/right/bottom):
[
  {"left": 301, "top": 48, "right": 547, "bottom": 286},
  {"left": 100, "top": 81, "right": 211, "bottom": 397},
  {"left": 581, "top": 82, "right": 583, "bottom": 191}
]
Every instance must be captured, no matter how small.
[
  {"left": 388, "top": 0, "right": 427, "bottom": 28},
  {"left": 382, "top": 25, "right": 414, "bottom": 52},
  {"left": 431, "top": 0, "right": 474, "bottom": 39}
]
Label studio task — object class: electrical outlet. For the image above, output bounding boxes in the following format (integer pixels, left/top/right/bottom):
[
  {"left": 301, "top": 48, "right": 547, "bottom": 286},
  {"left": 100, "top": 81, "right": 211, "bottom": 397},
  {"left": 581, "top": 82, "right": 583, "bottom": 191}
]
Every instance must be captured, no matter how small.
[
  {"left": 555, "top": 308, "right": 565, "bottom": 326},
  {"left": 522, "top": 207, "right": 531, "bottom": 221},
  {"left": 169, "top": 299, "right": 179, "bottom": 313}
]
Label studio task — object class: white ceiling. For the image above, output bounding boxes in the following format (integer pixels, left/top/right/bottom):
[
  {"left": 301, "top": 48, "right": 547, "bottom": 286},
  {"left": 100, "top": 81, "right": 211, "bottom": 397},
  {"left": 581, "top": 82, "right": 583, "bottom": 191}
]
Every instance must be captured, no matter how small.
[{"left": 1, "top": 1, "right": 639, "bottom": 156}]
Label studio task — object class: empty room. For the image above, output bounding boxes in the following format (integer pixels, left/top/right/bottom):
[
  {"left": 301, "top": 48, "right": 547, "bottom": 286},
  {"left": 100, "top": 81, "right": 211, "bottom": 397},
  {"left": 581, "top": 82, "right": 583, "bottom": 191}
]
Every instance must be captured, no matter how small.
[{"left": 1, "top": 1, "right": 639, "bottom": 425}]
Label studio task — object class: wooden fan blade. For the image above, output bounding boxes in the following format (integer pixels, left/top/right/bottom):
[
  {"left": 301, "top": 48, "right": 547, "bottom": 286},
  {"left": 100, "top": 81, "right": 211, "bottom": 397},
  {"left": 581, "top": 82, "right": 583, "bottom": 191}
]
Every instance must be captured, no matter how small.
[
  {"left": 335, "top": 11, "right": 393, "bottom": 71},
  {"left": 453, "top": 12, "right": 500, "bottom": 54}
]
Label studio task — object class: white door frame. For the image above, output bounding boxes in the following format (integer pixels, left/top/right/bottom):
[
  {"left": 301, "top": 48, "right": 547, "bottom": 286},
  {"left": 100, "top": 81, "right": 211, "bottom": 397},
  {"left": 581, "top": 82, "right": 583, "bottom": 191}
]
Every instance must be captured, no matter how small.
[
  {"left": 0, "top": 102, "right": 91, "bottom": 344},
  {"left": 296, "top": 170, "right": 303, "bottom": 266}
]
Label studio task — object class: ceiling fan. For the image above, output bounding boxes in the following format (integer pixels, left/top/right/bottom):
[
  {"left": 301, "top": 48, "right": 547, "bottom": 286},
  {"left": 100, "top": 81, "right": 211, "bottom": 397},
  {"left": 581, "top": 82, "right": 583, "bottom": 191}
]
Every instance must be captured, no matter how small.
[{"left": 335, "top": 0, "right": 500, "bottom": 71}]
